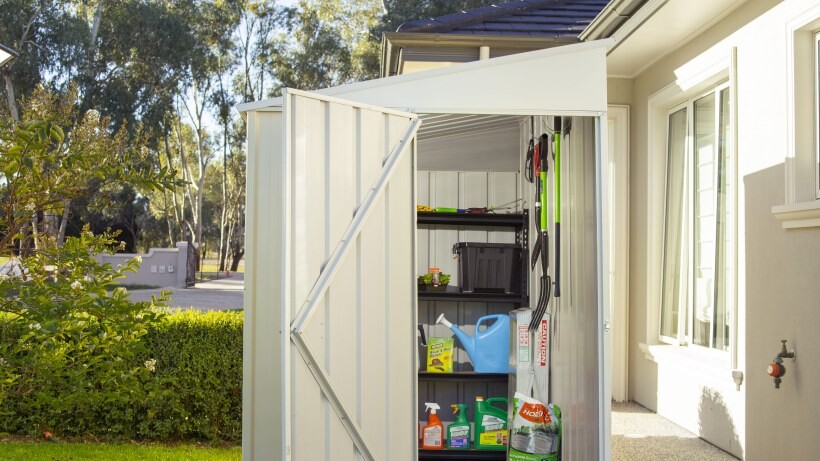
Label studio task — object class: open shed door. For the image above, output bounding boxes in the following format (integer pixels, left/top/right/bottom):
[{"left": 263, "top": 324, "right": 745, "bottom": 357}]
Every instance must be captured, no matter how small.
[{"left": 244, "top": 89, "right": 420, "bottom": 461}]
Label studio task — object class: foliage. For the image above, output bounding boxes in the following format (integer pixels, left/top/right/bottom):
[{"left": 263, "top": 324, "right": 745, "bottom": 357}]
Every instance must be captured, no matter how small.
[
  {"left": 0, "top": 442, "right": 241, "bottom": 460},
  {"left": 137, "top": 309, "right": 243, "bottom": 441},
  {"left": 418, "top": 272, "right": 451, "bottom": 286},
  {"left": 0, "top": 86, "right": 181, "bottom": 253},
  {"left": 270, "top": 0, "right": 382, "bottom": 93},
  {"left": 0, "top": 301, "right": 243, "bottom": 442},
  {"left": 0, "top": 229, "right": 169, "bottom": 438}
]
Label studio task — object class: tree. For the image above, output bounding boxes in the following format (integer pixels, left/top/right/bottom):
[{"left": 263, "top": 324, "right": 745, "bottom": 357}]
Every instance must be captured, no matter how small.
[
  {"left": 0, "top": 86, "right": 179, "bottom": 255},
  {"left": 269, "top": 0, "right": 382, "bottom": 93}
]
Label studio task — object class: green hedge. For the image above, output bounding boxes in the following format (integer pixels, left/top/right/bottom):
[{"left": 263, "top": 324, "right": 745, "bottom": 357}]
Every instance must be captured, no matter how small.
[{"left": 0, "top": 309, "right": 242, "bottom": 442}]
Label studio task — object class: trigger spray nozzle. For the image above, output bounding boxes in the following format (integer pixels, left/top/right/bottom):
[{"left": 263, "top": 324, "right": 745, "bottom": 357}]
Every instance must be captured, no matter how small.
[
  {"left": 451, "top": 404, "right": 459, "bottom": 415},
  {"left": 425, "top": 403, "right": 440, "bottom": 414}
]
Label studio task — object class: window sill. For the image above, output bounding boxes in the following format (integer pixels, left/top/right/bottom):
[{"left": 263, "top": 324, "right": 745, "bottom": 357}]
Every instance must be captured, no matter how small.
[
  {"left": 771, "top": 200, "right": 820, "bottom": 229},
  {"left": 639, "top": 342, "right": 733, "bottom": 383}
]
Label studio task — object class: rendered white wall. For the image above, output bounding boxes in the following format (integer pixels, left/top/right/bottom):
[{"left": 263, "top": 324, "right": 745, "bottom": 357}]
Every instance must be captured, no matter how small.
[
  {"left": 622, "top": 0, "right": 820, "bottom": 459},
  {"left": 96, "top": 242, "right": 190, "bottom": 288}
]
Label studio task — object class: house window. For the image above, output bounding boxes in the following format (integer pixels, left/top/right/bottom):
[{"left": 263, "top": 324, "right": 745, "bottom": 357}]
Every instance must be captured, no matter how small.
[{"left": 660, "top": 83, "right": 732, "bottom": 351}]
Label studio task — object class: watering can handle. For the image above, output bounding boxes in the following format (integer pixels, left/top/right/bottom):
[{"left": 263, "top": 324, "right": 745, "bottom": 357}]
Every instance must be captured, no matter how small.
[{"left": 475, "top": 314, "right": 506, "bottom": 338}]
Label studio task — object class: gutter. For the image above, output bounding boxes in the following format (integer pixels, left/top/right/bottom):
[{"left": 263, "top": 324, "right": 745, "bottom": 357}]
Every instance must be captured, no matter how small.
[{"left": 580, "top": 0, "right": 667, "bottom": 53}]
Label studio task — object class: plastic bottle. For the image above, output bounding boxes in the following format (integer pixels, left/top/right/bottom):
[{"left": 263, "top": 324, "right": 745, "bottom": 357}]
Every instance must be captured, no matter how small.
[
  {"left": 447, "top": 404, "right": 471, "bottom": 450},
  {"left": 474, "top": 396, "right": 509, "bottom": 450},
  {"left": 421, "top": 403, "right": 444, "bottom": 450}
]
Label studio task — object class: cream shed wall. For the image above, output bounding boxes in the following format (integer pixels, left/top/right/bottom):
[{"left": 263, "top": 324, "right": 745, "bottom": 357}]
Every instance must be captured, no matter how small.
[{"left": 618, "top": 0, "right": 820, "bottom": 458}]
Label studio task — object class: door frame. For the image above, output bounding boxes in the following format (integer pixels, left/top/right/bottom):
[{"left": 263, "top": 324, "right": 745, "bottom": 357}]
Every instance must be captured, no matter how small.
[{"left": 607, "top": 105, "right": 630, "bottom": 403}]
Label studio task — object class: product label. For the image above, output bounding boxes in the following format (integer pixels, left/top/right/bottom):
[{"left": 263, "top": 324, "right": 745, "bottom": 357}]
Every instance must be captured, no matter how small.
[
  {"left": 518, "top": 401, "right": 551, "bottom": 424},
  {"left": 538, "top": 319, "right": 548, "bottom": 366},
  {"left": 423, "top": 426, "right": 442, "bottom": 447},
  {"left": 482, "top": 414, "right": 505, "bottom": 430},
  {"left": 518, "top": 325, "right": 530, "bottom": 363},
  {"left": 448, "top": 428, "right": 469, "bottom": 449},
  {"left": 479, "top": 429, "right": 508, "bottom": 447}
]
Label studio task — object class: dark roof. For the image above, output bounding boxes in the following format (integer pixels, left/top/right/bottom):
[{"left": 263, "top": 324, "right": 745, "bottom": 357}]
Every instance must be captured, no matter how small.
[{"left": 397, "top": 0, "right": 608, "bottom": 38}]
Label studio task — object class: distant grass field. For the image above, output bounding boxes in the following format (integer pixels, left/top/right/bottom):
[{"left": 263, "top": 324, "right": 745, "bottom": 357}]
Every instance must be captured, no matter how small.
[{"left": 0, "top": 441, "right": 241, "bottom": 461}]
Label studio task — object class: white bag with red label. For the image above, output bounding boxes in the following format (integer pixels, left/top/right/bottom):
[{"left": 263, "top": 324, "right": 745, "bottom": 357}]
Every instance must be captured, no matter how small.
[{"left": 509, "top": 392, "right": 561, "bottom": 461}]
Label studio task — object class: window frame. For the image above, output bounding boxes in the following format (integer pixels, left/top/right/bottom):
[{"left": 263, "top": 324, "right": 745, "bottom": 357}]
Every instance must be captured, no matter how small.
[
  {"left": 659, "top": 82, "right": 732, "bottom": 352},
  {"left": 815, "top": 31, "right": 820, "bottom": 199}
]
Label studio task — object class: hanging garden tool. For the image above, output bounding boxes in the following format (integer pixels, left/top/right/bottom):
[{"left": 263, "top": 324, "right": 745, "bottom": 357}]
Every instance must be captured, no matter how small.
[
  {"left": 529, "top": 132, "right": 552, "bottom": 332},
  {"left": 553, "top": 117, "right": 562, "bottom": 298}
]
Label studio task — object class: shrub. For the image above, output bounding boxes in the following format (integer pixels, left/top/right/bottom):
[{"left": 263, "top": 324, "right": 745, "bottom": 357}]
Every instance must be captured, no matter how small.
[
  {"left": 0, "top": 309, "right": 243, "bottom": 442},
  {"left": 137, "top": 309, "right": 243, "bottom": 441},
  {"left": 0, "top": 230, "right": 242, "bottom": 442},
  {"left": 0, "top": 230, "right": 168, "bottom": 438}
]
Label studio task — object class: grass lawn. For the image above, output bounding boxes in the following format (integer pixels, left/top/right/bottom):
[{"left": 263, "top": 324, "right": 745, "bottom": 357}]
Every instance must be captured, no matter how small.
[{"left": 0, "top": 441, "right": 241, "bottom": 461}]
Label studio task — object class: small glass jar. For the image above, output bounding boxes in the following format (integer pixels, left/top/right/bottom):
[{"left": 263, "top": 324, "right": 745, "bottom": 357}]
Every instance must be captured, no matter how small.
[{"left": 429, "top": 267, "right": 441, "bottom": 287}]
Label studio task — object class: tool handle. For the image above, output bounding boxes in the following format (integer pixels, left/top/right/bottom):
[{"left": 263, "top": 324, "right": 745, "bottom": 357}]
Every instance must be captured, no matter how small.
[{"left": 554, "top": 223, "right": 561, "bottom": 298}]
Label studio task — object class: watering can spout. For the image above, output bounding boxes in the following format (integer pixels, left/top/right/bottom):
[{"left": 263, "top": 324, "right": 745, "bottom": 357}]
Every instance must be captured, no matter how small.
[{"left": 436, "top": 314, "right": 477, "bottom": 359}]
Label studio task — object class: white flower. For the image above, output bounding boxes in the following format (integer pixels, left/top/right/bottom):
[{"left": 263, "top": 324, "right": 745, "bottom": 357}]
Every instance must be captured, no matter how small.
[
  {"left": 144, "top": 359, "right": 157, "bottom": 372},
  {"left": 85, "top": 109, "right": 100, "bottom": 124},
  {"left": 43, "top": 265, "right": 57, "bottom": 273},
  {"left": 0, "top": 273, "right": 9, "bottom": 282},
  {"left": 132, "top": 255, "right": 143, "bottom": 264},
  {"left": 25, "top": 202, "right": 36, "bottom": 212},
  {"left": 0, "top": 357, "right": 9, "bottom": 367},
  {"left": 114, "top": 287, "right": 127, "bottom": 297},
  {"left": 28, "top": 323, "right": 41, "bottom": 330},
  {"left": 71, "top": 280, "right": 83, "bottom": 291}
]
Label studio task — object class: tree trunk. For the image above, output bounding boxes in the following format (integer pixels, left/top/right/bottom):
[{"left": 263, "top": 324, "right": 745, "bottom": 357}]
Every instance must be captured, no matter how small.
[
  {"left": 3, "top": 71, "right": 19, "bottom": 122},
  {"left": 57, "top": 199, "right": 71, "bottom": 244},
  {"left": 163, "top": 132, "right": 184, "bottom": 241},
  {"left": 87, "top": 0, "right": 104, "bottom": 80}
]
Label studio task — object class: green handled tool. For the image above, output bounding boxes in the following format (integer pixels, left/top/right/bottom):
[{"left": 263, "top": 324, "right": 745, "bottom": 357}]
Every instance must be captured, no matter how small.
[
  {"left": 529, "top": 132, "right": 552, "bottom": 331},
  {"left": 553, "top": 117, "right": 561, "bottom": 298}
]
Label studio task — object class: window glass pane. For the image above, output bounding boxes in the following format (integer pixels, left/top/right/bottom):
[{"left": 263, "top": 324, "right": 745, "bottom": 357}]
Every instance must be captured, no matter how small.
[
  {"left": 693, "top": 93, "right": 716, "bottom": 347},
  {"left": 661, "top": 107, "right": 688, "bottom": 339},
  {"left": 714, "top": 87, "right": 732, "bottom": 351}
]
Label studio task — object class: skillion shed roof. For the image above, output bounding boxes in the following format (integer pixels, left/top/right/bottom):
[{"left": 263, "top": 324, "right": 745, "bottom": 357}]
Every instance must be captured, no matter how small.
[
  {"left": 397, "top": 0, "right": 609, "bottom": 38},
  {"left": 239, "top": 39, "right": 611, "bottom": 117}
]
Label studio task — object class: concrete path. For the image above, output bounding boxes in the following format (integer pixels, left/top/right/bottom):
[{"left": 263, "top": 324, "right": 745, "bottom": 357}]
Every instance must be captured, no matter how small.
[
  {"left": 612, "top": 401, "right": 739, "bottom": 460},
  {"left": 127, "top": 273, "right": 244, "bottom": 311}
]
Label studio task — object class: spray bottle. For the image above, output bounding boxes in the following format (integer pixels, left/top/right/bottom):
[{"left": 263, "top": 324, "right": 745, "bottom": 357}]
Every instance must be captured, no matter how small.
[
  {"left": 421, "top": 403, "right": 444, "bottom": 450},
  {"left": 447, "top": 404, "right": 471, "bottom": 450}
]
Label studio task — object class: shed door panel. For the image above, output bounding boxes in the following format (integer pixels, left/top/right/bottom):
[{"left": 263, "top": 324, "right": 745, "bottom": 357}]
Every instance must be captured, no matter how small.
[{"left": 284, "top": 89, "right": 418, "bottom": 461}]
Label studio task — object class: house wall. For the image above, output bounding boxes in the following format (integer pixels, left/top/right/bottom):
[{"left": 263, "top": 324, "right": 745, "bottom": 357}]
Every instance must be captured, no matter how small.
[{"left": 620, "top": 0, "right": 820, "bottom": 459}]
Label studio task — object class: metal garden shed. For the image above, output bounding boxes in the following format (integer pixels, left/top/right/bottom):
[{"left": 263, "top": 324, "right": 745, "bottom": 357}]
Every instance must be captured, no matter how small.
[{"left": 240, "top": 39, "right": 613, "bottom": 461}]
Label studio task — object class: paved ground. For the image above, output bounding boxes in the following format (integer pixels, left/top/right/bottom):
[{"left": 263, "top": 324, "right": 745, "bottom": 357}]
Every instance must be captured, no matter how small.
[
  {"left": 127, "top": 272, "right": 244, "bottom": 310},
  {"left": 612, "top": 401, "right": 739, "bottom": 461}
]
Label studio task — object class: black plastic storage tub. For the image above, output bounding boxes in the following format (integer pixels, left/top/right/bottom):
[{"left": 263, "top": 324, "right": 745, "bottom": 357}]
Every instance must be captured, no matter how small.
[{"left": 453, "top": 242, "right": 522, "bottom": 294}]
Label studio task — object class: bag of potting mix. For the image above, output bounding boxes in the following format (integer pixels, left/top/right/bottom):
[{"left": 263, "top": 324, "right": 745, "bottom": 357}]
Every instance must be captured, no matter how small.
[{"left": 509, "top": 392, "right": 561, "bottom": 461}]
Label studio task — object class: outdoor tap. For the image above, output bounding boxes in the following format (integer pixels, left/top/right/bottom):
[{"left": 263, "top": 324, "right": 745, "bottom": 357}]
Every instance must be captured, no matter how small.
[{"left": 767, "top": 340, "right": 796, "bottom": 389}]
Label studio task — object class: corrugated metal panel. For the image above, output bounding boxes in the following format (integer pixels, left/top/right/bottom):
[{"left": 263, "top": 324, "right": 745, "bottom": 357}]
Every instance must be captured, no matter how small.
[
  {"left": 244, "top": 90, "right": 418, "bottom": 461},
  {"left": 545, "top": 117, "right": 609, "bottom": 461}
]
